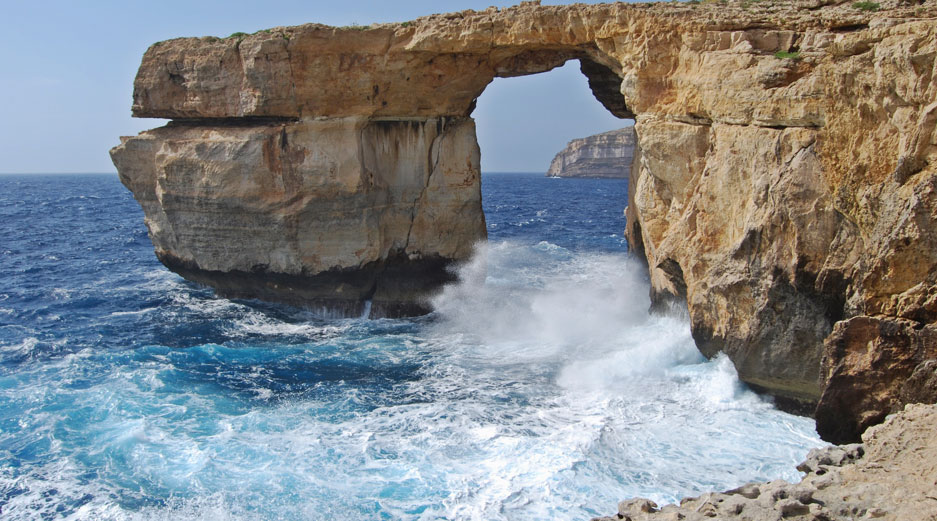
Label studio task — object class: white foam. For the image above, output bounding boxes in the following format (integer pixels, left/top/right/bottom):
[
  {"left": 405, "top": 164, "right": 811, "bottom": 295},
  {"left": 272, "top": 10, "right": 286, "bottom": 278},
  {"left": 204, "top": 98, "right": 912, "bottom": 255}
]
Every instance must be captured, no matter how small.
[
  {"left": 50, "top": 287, "right": 71, "bottom": 300},
  {"left": 0, "top": 336, "right": 40, "bottom": 355},
  {"left": 109, "top": 307, "right": 158, "bottom": 317},
  {"left": 430, "top": 241, "right": 653, "bottom": 359},
  {"left": 227, "top": 312, "right": 345, "bottom": 338},
  {"left": 0, "top": 241, "right": 823, "bottom": 520}
]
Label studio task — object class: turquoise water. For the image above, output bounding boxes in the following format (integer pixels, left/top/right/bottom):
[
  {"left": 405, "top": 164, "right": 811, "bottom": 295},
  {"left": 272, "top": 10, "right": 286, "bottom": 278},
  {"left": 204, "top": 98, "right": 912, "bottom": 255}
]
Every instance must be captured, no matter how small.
[{"left": 0, "top": 173, "right": 822, "bottom": 520}]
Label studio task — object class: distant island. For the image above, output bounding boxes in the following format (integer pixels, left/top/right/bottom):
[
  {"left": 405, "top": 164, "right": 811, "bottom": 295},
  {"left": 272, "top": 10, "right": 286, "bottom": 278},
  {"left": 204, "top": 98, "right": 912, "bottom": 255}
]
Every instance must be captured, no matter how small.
[{"left": 546, "top": 127, "right": 635, "bottom": 178}]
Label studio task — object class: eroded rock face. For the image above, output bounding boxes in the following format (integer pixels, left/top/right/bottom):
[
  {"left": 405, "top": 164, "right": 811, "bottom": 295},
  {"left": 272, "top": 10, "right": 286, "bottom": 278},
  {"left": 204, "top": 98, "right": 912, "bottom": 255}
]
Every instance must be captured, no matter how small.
[
  {"left": 815, "top": 317, "right": 937, "bottom": 443},
  {"left": 592, "top": 403, "right": 937, "bottom": 521},
  {"left": 619, "top": 4, "right": 937, "bottom": 426},
  {"left": 112, "top": 117, "right": 483, "bottom": 317},
  {"left": 113, "top": 0, "right": 937, "bottom": 439},
  {"left": 547, "top": 127, "right": 635, "bottom": 178}
]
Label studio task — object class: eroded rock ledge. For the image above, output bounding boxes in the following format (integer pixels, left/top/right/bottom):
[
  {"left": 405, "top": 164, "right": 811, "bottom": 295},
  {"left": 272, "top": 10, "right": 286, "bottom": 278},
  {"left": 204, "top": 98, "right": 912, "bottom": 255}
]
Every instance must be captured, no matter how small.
[
  {"left": 113, "top": 0, "right": 937, "bottom": 441},
  {"left": 592, "top": 403, "right": 937, "bottom": 521}
]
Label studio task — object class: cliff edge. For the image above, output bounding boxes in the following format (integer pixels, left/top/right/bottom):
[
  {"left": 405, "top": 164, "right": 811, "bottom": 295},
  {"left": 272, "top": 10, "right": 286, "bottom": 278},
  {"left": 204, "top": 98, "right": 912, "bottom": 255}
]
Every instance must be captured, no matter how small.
[
  {"left": 113, "top": 0, "right": 937, "bottom": 443},
  {"left": 547, "top": 127, "right": 636, "bottom": 178}
]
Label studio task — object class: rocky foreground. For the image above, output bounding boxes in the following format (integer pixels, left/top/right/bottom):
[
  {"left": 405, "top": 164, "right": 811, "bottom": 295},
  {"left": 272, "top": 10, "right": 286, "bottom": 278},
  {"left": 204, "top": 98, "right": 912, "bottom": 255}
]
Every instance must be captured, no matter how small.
[
  {"left": 547, "top": 127, "right": 636, "bottom": 178},
  {"left": 594, "top": 403, "right": 937, "bottom": 521}
]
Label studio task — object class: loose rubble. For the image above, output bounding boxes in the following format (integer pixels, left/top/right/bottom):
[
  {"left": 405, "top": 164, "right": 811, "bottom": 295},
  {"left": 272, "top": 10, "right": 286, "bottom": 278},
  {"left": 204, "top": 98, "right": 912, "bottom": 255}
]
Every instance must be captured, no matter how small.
[{"left": 593, "top": 403, "right": 937, "bottom": 521}]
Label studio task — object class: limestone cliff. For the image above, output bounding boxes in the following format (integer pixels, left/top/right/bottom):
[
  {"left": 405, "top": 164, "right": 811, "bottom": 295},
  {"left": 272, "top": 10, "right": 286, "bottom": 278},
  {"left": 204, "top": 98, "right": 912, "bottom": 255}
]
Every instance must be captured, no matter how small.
[
  {"left": 113, "top": 0, "right": 937, "bottom": 442},
  {"left": 547, "top": 127, "right": 635, "bottom": 178},
  {"left": 112, "top": 117, "right": 483, "bottom": 317}
]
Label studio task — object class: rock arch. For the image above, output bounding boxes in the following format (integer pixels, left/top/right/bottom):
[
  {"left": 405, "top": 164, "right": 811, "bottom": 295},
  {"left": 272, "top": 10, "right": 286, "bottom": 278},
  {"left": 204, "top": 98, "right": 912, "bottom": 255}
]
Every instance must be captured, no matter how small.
[{"left": 112, "top": 1, "right": 937, "bottom": 441}]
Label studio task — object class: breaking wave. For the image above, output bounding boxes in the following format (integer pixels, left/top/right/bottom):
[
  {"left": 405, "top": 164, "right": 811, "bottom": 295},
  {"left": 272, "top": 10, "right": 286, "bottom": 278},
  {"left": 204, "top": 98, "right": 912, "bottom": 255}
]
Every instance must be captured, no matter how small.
[{"left": 0, "top": 173, "right": 823, "bottom": 520}]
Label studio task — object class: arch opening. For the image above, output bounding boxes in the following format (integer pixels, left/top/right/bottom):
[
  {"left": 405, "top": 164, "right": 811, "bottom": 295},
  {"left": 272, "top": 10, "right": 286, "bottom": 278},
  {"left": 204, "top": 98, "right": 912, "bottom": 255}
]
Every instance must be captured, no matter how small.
[
  {"left": 468, "top": 57, "right": 636, "bottom": 253},
  {"left": 476, "top": 51, "right": 634, "bottom": 120},
  {"left": 472, "top": 57, "right": 634, "bottom": 173}
]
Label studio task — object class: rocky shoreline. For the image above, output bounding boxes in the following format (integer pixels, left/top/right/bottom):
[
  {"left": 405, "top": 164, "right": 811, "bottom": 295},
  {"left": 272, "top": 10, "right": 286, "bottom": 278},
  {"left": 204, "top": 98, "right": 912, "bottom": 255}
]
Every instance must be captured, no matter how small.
[{"left": 593, "top": 403, "right": 937, "bottom": 521}]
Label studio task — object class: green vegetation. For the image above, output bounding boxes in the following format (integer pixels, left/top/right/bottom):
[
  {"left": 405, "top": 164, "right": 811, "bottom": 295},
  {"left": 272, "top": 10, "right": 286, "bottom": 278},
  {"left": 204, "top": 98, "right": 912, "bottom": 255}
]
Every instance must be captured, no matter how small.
[
  {"left": 852, "top": 1, "right": 880, "bottom": 11},
  {"left": 253, "top": 29, "right": 273, "bottom": 35},
  {"left": 774, "top": 50, "right": 802, "bottom": 60},
  {"left": 401, "top": 21, "right": 411, "bottom": 27},
  {"left": 228, "top": 31, "right": 249, "bottom": 39},
  {"left": 203, "top": 36, "right": 221, "bottom": 43}
]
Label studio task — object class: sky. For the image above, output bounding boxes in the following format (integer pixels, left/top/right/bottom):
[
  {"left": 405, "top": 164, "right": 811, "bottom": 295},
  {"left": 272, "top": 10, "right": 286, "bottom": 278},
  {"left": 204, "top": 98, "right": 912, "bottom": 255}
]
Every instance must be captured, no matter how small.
[{"left": 0, "top": 1, "right": 631, "bottom": 174}]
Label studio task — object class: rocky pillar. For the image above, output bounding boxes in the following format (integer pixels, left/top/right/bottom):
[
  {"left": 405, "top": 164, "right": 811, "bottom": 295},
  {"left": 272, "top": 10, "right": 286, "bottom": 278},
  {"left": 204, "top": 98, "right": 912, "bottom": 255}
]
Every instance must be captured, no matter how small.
[{"left": 111, "top": 116, "right": 485, "bottom": 317}]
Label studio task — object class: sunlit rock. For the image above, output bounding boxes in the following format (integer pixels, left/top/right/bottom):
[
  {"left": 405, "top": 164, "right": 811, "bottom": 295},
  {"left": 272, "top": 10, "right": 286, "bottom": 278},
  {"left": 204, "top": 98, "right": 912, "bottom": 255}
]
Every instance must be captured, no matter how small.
[
  {"left": 547, "top": 127, "right": 635, "bottom": 178},
  {"left": 113, "top": 0, "right": 937, "bottom": 441}
]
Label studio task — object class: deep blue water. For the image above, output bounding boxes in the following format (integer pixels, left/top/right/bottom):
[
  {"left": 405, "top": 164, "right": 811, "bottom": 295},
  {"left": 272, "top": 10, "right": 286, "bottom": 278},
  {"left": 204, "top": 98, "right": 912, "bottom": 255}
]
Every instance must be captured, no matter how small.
[{"left": 0, "top": 173, "right": 822, "bottom": 520}]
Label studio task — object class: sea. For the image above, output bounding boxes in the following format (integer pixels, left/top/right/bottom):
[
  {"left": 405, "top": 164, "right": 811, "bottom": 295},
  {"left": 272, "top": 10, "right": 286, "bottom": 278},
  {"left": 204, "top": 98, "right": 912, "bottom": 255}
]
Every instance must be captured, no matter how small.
[{"left": 0, "top": 172, "right": 823, "bottom": 520}]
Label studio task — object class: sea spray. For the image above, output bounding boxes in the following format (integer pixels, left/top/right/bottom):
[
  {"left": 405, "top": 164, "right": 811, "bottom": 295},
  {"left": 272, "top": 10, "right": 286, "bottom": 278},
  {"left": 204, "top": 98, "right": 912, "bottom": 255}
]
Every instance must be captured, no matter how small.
[{"left": 0, "top": 174, "right": 824, "bottom": 520}]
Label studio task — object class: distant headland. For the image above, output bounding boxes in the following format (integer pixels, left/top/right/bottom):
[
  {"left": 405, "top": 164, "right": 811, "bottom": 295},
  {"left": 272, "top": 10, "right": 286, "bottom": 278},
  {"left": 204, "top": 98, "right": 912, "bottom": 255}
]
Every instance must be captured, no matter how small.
[{"left": 547, "top": 127, "right": 635, "bottom": 179}]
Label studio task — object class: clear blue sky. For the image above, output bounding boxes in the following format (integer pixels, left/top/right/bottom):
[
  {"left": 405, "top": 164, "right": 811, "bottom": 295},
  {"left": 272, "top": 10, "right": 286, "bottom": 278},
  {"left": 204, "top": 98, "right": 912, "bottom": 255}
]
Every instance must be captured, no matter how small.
[{"left": 0, "top": 1, "right": 631, "bottom": 174}]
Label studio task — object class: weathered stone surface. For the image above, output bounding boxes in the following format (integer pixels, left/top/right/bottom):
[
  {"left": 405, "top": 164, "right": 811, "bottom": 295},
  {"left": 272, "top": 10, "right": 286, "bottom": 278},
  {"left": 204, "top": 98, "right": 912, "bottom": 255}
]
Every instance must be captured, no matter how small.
[
  {"left": 593, "top": 403, "right": 937, "bottom": 521},
  {"left": 622, "top": 5, "right": 937, "bottom": 420},
  {"left": 115, "top": 0, "right": 937, "bottom": 437},
  {"left": 112, "top": 117, "right": 484, "bottom": 316},
  {"left": 634, "top": 122, "right": 844, "bottom": 411},
  {"left": 128, "top": 0, "right": 905, "bottom": 122},
  {"left": 815, "top": 317, "right": 937, "bottom": 443},
  {"left": 547, "top": 127, "right": 635, "bottom": 178}
]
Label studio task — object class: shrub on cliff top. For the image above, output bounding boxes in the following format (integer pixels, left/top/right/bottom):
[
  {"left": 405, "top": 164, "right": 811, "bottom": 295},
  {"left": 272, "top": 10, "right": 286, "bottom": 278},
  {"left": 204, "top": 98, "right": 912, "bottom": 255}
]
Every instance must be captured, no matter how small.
[{"left": 852, "top": 1, "right": 880, "bottom": 11}]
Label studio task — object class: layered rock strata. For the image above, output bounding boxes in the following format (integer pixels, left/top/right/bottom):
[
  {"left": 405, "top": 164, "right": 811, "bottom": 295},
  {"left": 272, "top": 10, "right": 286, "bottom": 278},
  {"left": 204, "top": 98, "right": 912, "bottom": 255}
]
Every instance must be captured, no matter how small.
[
  {"left": 621, "top": 5, "right": 937, "bottom": 435},
  {"left": 592, "top": 403, "right": 937, "bottom": 521},
  {"left": 113, "top": 0, "right": 937, "bottom": 440},
  {"left": 113, "top": 117, "right": 484, "bottom": 317},
  {"left": 547, "top": 127, "right": 636, "bottom": 178}
]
